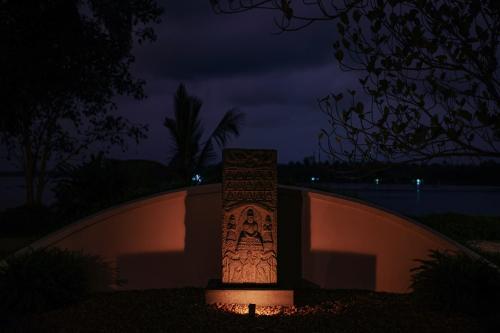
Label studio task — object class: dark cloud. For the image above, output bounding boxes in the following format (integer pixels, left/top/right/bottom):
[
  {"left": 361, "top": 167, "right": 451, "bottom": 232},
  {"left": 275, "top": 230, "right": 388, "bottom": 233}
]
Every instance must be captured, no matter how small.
[
  {"left": 219, "top": 65, "right": 352, "bottom": 108},
  {"left": 133, "top": 2, "right": 337, "bottom": 80},
  {"left": 161, "top": 1, "right": 214, "bottom": 22},
  {"left": 113, "top": 0, "right": 364, "bottom": 163},
  {"left": 114, "top": 60, "right": 359, "bottom": 163}
]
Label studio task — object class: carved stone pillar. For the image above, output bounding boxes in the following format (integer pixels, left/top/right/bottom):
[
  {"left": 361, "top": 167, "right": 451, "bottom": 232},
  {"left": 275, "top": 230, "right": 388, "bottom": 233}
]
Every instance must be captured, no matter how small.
[{"left": 221, "top": 149, "right": 277, "bottom": 284}]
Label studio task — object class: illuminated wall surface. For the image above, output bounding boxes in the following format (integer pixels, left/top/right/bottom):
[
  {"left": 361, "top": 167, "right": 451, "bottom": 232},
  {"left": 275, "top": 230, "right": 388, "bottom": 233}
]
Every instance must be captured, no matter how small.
[{"left": 25, "top": 184, "right": 468, "bottom": 293}]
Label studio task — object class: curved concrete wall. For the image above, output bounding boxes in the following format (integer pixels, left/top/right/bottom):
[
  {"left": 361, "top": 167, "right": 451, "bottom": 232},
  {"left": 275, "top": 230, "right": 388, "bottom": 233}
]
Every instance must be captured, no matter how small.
[
  {"left": 301, "top": 189, "right": 465, "bottom": 292},
  {"left": 24, "top": 184, "right": 466, "bottom": 293}
]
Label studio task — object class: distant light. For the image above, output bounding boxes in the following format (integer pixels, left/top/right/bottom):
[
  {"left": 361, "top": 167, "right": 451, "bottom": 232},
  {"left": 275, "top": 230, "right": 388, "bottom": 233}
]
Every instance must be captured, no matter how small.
[
  {"left": 374, "top": 178, "right": 380, "bottom": 185},
  {"left": 416, "top": 178, "right": 422, "bottom": 186},
  {"left": 311, "top": 176, "right": 319, "bottom": 182},
  {"left": 192, "top": 174, "right": 203, "bottom": 184}
]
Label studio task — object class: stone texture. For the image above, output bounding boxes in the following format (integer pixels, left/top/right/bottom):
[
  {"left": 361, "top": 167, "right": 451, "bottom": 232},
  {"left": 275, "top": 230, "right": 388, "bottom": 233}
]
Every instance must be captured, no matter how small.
[
  {"left": 205, "top": 289, "right": 294, "bottom": 306},
  {"left": 222, "top": 149, "right": 277, "bottom": 284}
]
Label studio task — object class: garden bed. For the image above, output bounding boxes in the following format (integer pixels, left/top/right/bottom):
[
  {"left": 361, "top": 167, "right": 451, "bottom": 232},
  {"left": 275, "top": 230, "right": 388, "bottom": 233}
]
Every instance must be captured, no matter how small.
[{"left": 10, "top": 288, "right": 488, "bottom": 333}]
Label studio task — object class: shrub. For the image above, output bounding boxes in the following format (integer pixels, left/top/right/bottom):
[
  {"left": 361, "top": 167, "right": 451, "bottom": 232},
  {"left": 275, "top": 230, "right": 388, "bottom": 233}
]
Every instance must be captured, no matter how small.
[
  {"left": 416, "top": 214, "right": 500, "bottom": 243},
  {"left": 0, "top": 205, "right": 61, "bottom": 237},
  {"left": 0, "top": 248, "right": 115, "bottom": 315},
  {"left": 53, "top": 154, "right": 173, "bottom": 220},
  {"left": 411, "top": 250, "right": 500, "bottom": 316}
]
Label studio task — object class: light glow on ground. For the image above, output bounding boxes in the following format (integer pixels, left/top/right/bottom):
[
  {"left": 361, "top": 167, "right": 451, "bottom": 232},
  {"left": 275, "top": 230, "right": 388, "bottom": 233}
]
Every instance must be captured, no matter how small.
[
  {"left": 212, "top": 301, "right": 345, "bottom": 316},
  {"left": 213, "top": 303, "right": 294, "bottom": 316}
]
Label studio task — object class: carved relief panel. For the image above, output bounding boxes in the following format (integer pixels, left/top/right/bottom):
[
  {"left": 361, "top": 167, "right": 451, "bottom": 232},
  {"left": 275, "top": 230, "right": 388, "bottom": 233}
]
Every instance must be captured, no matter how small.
[{"left": 222, "top": 149, "right": 277, "bottom": 284}]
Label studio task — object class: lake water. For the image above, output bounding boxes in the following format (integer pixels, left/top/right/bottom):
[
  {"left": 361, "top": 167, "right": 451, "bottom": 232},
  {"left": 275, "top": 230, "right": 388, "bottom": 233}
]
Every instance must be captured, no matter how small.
[
  {"left": 1, "top": 177, "right": 500, "bottom": 216},
  {"left": 318, "top": 183, "right": 500, "bottom": 216}
]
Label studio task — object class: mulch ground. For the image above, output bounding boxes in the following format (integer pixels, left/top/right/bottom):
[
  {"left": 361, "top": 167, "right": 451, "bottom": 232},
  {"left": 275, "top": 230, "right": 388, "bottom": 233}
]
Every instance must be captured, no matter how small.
[{"left": 5, "top": 288, "right": 493, "bottom": 333}]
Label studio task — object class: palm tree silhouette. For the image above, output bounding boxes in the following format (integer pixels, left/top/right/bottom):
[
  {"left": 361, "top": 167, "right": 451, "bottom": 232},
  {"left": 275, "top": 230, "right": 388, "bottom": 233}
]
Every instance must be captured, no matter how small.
[{"left": 164, "top": 84, "right": 244, "bottom": 184}]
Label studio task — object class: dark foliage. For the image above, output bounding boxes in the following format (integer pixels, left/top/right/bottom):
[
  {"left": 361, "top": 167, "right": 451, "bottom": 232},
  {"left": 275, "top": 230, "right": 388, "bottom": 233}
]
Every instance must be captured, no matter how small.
[
  {"left": 0, "top": 0, "right": 163, "bottom": 206},
  {"left": 0, "top": 248, "right": 115, "bottom": 316},
  {"left": 411, "top": 250, "right": 500, "bottom": 316},
  {"left": 0, "top": 205, "right": 59, "bottom": 237},
  {"left": 321, "top": 0, "right": 500, "bottom": 163},
  {"left": 417, "top": 214, "right": 500, "bottom": 243},
  {"left": 16, "top": 288, "right": 482, "bottom": 333},
  {"left": 53, "top": 154, "right": 174, "bottom": 220}
]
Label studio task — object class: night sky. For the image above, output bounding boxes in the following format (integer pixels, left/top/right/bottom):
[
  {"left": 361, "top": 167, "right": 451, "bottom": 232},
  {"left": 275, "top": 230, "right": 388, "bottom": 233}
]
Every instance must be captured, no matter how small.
[{"left": 112, "top": 1, "right": 350, "bottom": 164}]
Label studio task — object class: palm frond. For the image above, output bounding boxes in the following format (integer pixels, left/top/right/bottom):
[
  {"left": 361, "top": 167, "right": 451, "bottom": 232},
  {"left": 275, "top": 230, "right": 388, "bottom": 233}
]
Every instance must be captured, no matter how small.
[
  {"left": 165, "top": 84, "right": 245, "bottom": 184},
  {"left": 166, "top": 84, "right": 204, "bottom": 167},
  {"left": 198, "top": 108, "right": 244, "bottom": 167},
  {"left": 163, "top": 116, "right": 180, "bottom": 164},
  {"left": 196, "top": 140, "right": 217, "bottom": 172},
  {"left": 210, "top": 108, "right": 245, "bottom": 148}
]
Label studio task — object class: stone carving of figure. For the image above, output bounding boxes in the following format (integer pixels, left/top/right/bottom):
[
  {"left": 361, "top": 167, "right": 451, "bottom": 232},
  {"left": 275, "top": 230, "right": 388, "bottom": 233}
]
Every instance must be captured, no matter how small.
[
  {"left": 236, "top": 208, "right": 263, "bottom": 251},
  {"left": 262, "top": 215, "right": 273, "bottom": 242},
  {"left": 225, "top": 214, "right": 237, "bottom": 242},
  {"left": 241, "top": 250, "right": 262, "bottom": 282},
  {"left": 223, "top": 250, "right": 241, "bottom": 282},
  {"left": 262, "top": 214, "right": 274, "bottom": 252},
  {"left": 223, "top": 206, "right": 277, "bottom": 283}
]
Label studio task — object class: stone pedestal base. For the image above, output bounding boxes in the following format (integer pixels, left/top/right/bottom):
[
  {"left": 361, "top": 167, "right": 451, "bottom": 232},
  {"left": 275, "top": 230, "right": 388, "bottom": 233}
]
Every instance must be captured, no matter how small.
[
  {"left": 205, "top": 288, "right": 294, "bottom": 306},
  {"left": 205, "top": 279, "right": 294, "bottom": 306}
]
